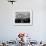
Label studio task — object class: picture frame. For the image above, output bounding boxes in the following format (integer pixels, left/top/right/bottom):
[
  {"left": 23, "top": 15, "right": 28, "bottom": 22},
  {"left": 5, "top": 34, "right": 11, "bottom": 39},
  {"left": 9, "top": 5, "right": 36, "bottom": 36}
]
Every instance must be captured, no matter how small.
[{"left": 14, "top": 10, "right": 33, "bottom": 26}]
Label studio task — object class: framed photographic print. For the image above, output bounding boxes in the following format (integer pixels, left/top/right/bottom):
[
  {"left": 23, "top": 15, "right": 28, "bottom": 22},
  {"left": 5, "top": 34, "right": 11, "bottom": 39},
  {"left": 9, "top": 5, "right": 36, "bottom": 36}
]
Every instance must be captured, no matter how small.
[{"left": 14, "top": 10, "right": 33, "bottom": 26}]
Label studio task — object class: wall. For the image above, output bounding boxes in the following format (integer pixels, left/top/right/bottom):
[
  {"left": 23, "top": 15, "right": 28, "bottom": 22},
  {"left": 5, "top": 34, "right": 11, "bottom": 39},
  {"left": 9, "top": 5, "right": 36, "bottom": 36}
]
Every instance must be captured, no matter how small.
[{"left": 0, "top": 0, "right": 46, "bottom": 41}]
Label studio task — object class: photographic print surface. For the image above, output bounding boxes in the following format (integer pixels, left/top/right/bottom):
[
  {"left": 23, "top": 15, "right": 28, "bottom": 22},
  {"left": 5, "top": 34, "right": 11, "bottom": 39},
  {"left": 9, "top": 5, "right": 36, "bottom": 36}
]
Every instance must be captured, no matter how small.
[
  {"left": 14, "top": 10, "right": 32, "bottom": 26},
  {"left": 15, "top": 12, "right": 30, "bottom": 23}
]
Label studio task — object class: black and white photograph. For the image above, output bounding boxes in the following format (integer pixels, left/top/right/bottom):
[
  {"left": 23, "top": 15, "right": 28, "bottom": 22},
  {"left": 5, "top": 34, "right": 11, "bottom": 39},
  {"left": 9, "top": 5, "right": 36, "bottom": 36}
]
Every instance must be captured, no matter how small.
[
  {"left": 14, "top": 11, "right": 32, "bottom": 26},
  {"left": 15, "top": 12, "right": 30, "bottom": 23}
]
